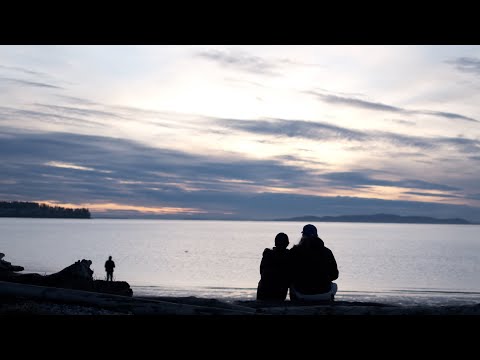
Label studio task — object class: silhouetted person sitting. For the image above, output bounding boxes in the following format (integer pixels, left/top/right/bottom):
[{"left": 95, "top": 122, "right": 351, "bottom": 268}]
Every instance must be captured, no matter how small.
[
  {"left": 289, "top": 224, "right": 339, "bottom": 302},
  {"left": 105, "top": 256, "right": 115, "bottom": 282},
  {"left": 256, "top": 232, "right": 291, "bottom": 301}
]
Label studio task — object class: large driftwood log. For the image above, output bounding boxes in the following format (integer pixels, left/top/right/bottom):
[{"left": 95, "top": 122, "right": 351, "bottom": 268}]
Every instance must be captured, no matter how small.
[
  {"left": 0, "top": 281, "right": 256, "bottom": 315},
  {"left": 0, "top": 257, "right": 133, "bottom": 297},
  {"left": 0, "top": 253, "right": 24, "bottom": 272}
]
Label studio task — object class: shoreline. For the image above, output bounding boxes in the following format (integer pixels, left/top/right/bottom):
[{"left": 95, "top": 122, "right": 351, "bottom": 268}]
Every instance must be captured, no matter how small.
[
  {"left": 1, "top": 283, "right": 479, "bottom": 315},
  {"left": 130, "top": 285, "right": 480, "bottom": 308}
]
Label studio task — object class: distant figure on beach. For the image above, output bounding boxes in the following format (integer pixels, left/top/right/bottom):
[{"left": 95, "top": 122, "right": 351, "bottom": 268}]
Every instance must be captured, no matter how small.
[
  {"left": 289, "top": 224, "right": 339, "bottom": 302},
  {"left": 256, "top": 232, "right": 291, "bottom": 301},
  {"left": 105, "top": 256, "right": 115, "bottom": 281}
]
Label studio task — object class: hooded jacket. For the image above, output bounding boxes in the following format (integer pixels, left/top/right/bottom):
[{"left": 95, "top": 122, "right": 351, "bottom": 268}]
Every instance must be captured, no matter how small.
[
  {"left": 289, "top": 237, "right": 338, "bottom": 295},
  {"left": 256, "top": 247, "right": 290, "bottom": 301}
]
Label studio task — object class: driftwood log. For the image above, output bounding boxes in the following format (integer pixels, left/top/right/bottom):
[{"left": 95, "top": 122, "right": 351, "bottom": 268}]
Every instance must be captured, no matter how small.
[
  {"left": 0, "top": 281, "right": 256, "bottom": 315},
  {"left": 0, "top": 257, "right": 132, "bottom": 297},
  {"left": 0, "top": 253, "right": 24, "bottom": 272}
]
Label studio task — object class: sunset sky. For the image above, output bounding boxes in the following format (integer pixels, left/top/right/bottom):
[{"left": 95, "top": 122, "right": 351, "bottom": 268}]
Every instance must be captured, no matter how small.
[{"left": 2, "top": 45, "right": 480, "bottom": 221}]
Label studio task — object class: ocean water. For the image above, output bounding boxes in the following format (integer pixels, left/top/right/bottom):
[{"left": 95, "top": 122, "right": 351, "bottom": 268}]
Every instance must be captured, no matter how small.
[{"left": 1, "top": 218, "right": 479, "bottom": 306}]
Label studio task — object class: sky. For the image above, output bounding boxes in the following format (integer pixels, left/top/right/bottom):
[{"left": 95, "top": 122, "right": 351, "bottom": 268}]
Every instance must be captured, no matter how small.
[{"left": 1, "top": 45, "right": 480, "bottom": 221}]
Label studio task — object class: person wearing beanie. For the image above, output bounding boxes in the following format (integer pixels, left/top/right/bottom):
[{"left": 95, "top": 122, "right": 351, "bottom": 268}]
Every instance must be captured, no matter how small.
[{"left": 289, "top": 224, "right": 339, "bottom": 302}]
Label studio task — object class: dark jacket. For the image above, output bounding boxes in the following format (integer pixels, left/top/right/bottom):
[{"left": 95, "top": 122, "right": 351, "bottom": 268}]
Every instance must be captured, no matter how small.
[
  {"left": 289, "top": 237, "right": 338, "bottom": 296},
  {"left": 256, "top": 247, "right": 290, "bottom": 301},
  {"left": 105, "top": 259, "right": 115, "bottom": 273}
]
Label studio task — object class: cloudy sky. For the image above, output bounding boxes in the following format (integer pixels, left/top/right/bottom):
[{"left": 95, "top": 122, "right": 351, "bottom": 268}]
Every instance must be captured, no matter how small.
[{"left": 1, "top": 45, "right": 480, "bottom": 221}]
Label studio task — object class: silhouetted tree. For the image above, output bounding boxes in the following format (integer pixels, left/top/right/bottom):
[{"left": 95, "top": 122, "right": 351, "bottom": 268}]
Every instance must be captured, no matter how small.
[{"left": 0, "top": 201, "right": 91, "bottom": 218}]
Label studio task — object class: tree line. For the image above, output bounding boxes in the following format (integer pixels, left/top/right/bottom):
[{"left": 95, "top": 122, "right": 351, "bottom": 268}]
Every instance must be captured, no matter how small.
[{"left": 0, "top": 201, "right": 91, "bottom": 219}]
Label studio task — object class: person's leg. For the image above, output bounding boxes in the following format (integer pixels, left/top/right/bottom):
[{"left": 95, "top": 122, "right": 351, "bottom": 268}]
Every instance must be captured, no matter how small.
[
  {"left": 330, "top": 282, "right": 338, "bottom": 301},
  {"left": 291, "top": 285, "right": 337, "bottom": 302},
  {"left": 289, "top": 287, "right": 298, "bottom": 301},
  {"left": 330, "top": 282, "right": 337, "bottom": 295}
]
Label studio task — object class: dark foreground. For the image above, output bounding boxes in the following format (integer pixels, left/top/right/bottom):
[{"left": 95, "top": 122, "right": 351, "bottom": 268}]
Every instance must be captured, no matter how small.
[{"left": 1, "top": 283, "right": 479, "bottom": 315}]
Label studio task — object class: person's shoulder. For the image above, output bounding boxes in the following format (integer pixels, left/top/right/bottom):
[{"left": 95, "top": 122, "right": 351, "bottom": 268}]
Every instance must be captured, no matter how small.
[
  {"left": 262, "top": 248, "right": 273, "bottom": 256},
  {"left": 323, "top": 246, "right": 335, "bottom": 255},
  {"left": 289, "top": 245, "right": 299, "bottom": 255}
]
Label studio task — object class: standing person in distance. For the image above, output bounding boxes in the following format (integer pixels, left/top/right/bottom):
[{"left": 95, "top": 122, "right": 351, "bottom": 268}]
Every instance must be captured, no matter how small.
[{"left": 105, "top": 255, "right": 116, "bottom": 282}]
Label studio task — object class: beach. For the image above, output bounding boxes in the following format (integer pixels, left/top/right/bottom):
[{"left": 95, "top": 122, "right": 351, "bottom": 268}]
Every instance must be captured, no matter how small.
[{"left": 2, "top": 281, "right": 479, "bottom": 315}]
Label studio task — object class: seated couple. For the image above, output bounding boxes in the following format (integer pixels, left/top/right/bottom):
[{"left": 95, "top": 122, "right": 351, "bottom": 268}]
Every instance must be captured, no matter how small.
[{"left": 256, "top": 224, "right": 339, "bottom": 302}]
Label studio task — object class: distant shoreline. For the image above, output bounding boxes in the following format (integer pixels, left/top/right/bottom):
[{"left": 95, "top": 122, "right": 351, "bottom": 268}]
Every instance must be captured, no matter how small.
[
  {"left": 2, "top": 216, "right": 477, "bottom": 225},
  {"left": 0, "top": 201, "right": 91, "bottom": 219},
  {"left": 94, "top": 213, "right": 478, "bottom": 224},
  {"left": 272, "top": 214, "right": 474, "bottom": 225}
]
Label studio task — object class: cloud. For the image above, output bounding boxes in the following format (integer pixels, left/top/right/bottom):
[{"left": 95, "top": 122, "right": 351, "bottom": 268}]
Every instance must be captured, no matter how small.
[
  {"left": 0, "top": 106, "right": 107, "bottom": 128},
  {"left": 440, "top": 137, "right": 480, "bottom": 154},
  {"left": 376, "top": 132, "right": 435, "bottom": 150},
  {"left": 0, "top": 130, "right": 319, "bottom": 204},
  {"left": 322, "top": 171, "right": 460, "bottom": 191},
  {"left": 0, "top": 64, "right": 48, "bottom": 77},
  {"left": 197, "top": 51, "right": 323, "bottom": 77},
  {"left": 0, "top": 77, "right": 63, "bottom": 89},
  {"left": 216, "top": 117, "right": 480, "bottom": 154},
  {"left": 308, "top": 91, "right": 403, "bottom": 112},
  {"left": 403, "top": 191, "right": 462, "bottom": 198},
  {"left": 45, "top": 161, "right": 111, "bottom": 173},
  {"left": 306, "top": 90, "right": 479, "bottom": 123},
  {"left": 217, "top": 118, "right": 367, "bottom": 141},
  {"left": 35, "top": 104, "right": 125, "bottom": 119},
  {"left": 1, "top": 129, "right": 480, "bottom": 220},
  {"left": 196, "top": 49, "right": 279, "bottom": 76},
  {"left": 274, "top": 155, "right": 329, "bottom": 166},
  {"left": 417, "top": 110, "right": 478, "bottom": 122},
  {"left": 389, "top": 119, "right": 416, "bottom": 126},
  {"left": 446, "top": 57, "right": 480, "bottom": 75},
  {"left": 54, "top": 95, "right": 99, "bottom": 106}
]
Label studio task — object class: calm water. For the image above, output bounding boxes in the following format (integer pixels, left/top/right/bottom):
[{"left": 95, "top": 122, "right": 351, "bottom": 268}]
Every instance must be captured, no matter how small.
[{"left": 1, "top": 218, "right": 479, "bottom": 306}]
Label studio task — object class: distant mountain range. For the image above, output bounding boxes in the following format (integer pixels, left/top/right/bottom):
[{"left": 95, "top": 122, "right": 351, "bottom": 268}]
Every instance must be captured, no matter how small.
[{"left": 273, "top": 213, "right": 472, "bottom": 224}]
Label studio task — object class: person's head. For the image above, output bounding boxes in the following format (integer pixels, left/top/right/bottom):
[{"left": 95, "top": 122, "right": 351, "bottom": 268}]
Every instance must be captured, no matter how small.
[
  {"left": 274, "top": 232, "right": 289, "bottom": 249},
  {"left": 301, "top": 224, "right": 318, "bottom": 238},
  {"left": 298, "top": 224, "right": 322, "bottom": 248},
  {"left": 108, "top": 256, "right": 112, "bottom": 260}
]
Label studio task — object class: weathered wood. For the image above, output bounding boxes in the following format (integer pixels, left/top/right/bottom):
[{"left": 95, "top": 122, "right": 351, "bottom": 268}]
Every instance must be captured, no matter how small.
[
  {"left": 136, "top": 295, "right": 262, "bottom": 313},
  {"left": 0, "top": 281, "right": 257, "bottom": 315},
  {"left": 0, "top": 257, "right": 133, "bottom": 297},
  {"left": 0, "top": 254, "right": 24, "bottom": 272}
]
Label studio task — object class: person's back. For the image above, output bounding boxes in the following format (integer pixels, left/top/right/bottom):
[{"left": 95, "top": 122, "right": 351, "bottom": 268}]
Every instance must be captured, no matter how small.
[
  {"left": 256, "top": 233, "right": 291, "bottom": 301},
  {"left": 289, "top": 224, "right": 339, "bottom": 301}
]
